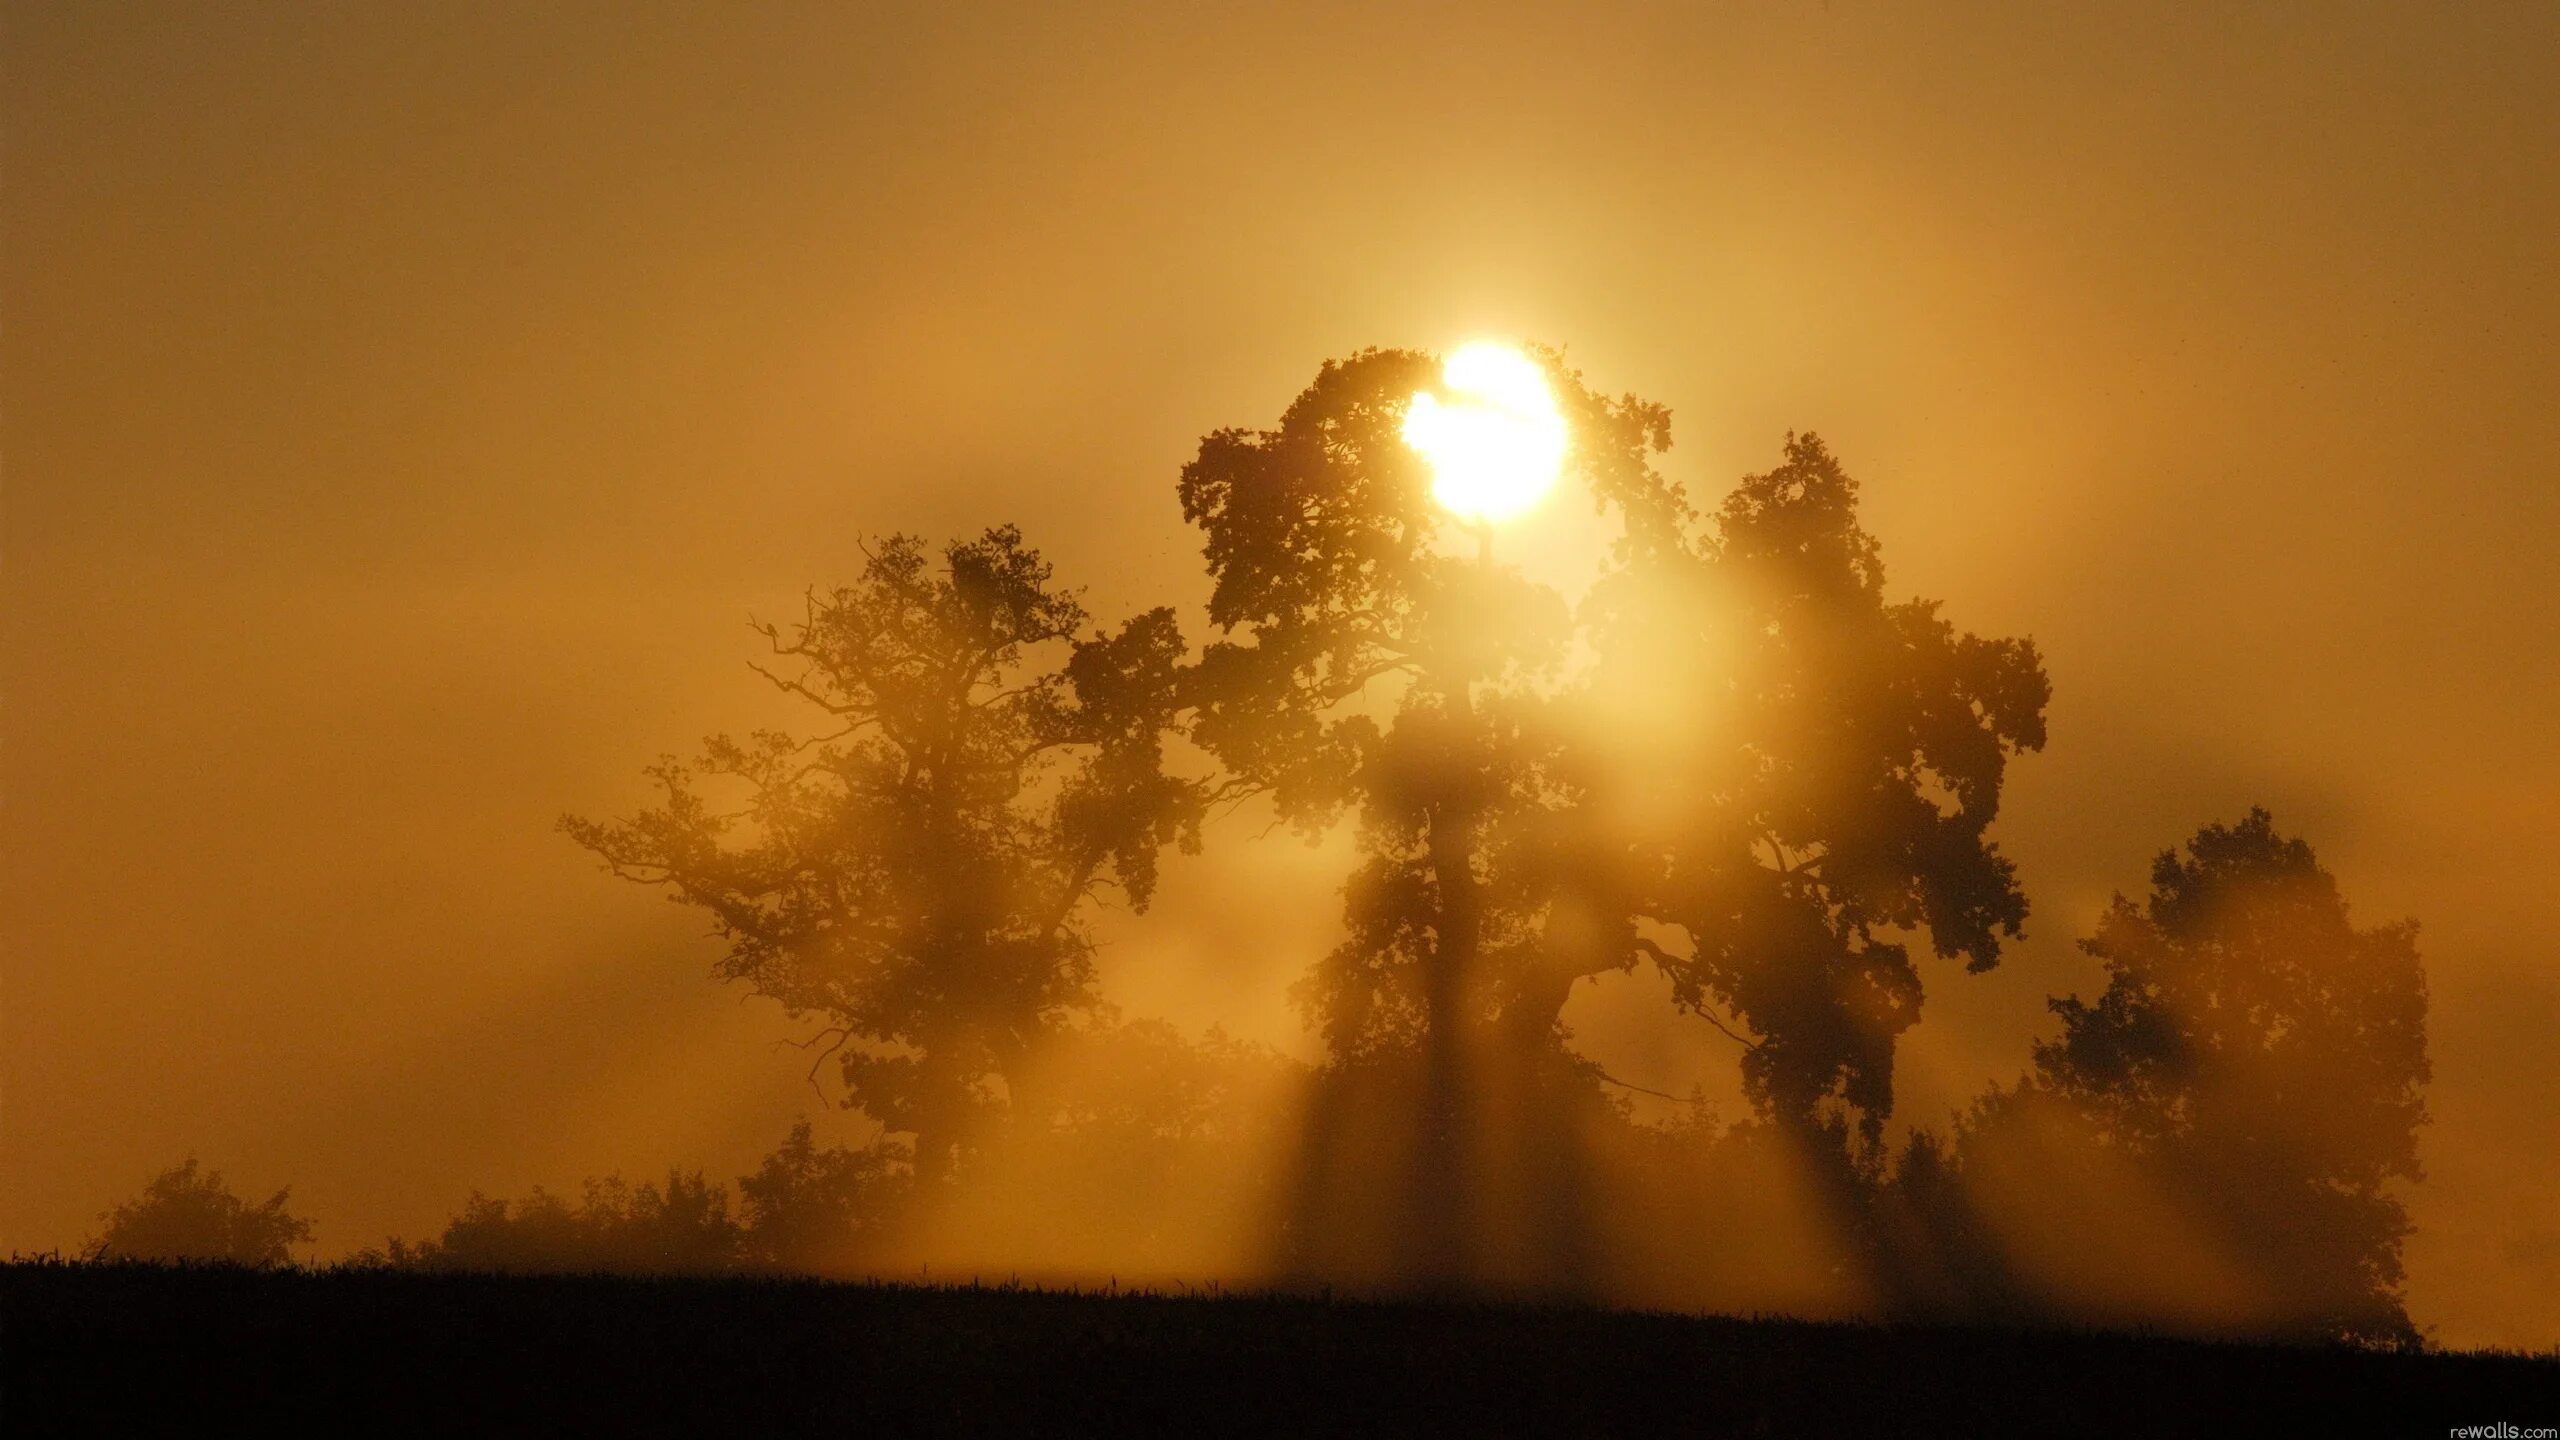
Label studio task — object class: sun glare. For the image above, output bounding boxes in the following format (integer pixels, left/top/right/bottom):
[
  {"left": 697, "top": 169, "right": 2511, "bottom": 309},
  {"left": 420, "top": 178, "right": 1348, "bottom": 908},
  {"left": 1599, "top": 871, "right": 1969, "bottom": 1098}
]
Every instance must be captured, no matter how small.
[{"left": 1401, "top": 341, "right": 1569, "bottom": 526}]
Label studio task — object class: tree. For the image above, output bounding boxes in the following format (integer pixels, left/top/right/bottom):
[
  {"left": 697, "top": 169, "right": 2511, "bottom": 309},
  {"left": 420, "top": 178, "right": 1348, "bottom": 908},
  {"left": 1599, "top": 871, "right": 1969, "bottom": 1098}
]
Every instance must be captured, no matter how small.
[
  {"left": 566, "top": 527, "right": 1202, "bottom": 1181},
  {"left": 2026, "top": 808, "right": 2430, "bottom": 1345},
  {"left": 87, "top": 1158, "right": 314, "bottom": 1267},
  {"left": 1177, "top": 346, "right": 1681, "bottom": 1279},
  {"left": 1181, "top": 354, "right": 2046, "bottom": 1285},
  {"left": 1595, "top": 434, "right": 2050, "bottom": 1154},
  {"left": 737, "top": 1120, "right": 903, "bottom": 1273},
  {"left": 385, "top": 1170, "right": 747, "bottom": 1274}
]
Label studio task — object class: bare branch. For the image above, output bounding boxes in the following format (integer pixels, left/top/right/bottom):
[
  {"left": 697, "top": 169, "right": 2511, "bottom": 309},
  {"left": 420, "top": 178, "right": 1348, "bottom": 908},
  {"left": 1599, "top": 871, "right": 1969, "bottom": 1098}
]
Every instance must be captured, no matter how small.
[
  {"left": 1593, "top": 1069, "right": 1708, "bottom": 1106},
  {"left": 747, "top": 660, "right": 870, "bottom": 718},
  {"left": 1630, "top": 935, "right": 1762, "bottom": 1051},
  {"left": 778, "top": 1025, "right": 855, "bottom": 1104}
]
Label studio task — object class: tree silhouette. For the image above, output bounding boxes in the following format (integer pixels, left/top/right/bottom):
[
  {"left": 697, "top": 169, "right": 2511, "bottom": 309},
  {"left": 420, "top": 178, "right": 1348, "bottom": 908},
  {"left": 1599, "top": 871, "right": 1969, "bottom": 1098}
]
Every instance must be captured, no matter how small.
[
  {"left": 1590, "top": 434, "right": 2050, "bottom": 1154},
  {"left": 88, "top": 1158, "right": 314, "bottom": 1268},
  {"left": 1181, "top": 352, "right": 2046, "bottom": 1286},
  {"left": 737, "top": 1120, "right": 903, "bottom": 1273},
  {"left": 565, "top": 527, "right": 1202, "bottom": 1181},
  {"left": 1177, "top": 347, "right": 1682, "bottom": 1281},
  {"left": 387, "top": 1171, "right": 747, "bottom": 1275},
  {"left": 2026, "top": 808, "right": 2430, "bottom": 1345}
]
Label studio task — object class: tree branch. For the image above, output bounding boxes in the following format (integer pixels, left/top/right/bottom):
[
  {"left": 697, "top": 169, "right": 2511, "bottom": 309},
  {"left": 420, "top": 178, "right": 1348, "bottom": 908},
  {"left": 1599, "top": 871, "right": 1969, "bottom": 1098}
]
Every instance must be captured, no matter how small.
[
  {"left": 778, "top": 1025, "right": 855, "bottom": 1104},
  {"left": 1630, "top": 935, "right": 1763, "bottom": 1051},
  {"left": 1593, "top": 1069, "right": 1707, "bottom": 1106}
]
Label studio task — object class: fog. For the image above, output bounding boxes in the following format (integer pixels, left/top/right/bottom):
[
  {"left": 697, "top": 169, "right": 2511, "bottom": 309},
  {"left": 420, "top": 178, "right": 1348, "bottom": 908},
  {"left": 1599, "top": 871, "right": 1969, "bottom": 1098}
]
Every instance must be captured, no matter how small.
[{"left": 7, "top": 1, "right": 2557, "bottom": 1348}]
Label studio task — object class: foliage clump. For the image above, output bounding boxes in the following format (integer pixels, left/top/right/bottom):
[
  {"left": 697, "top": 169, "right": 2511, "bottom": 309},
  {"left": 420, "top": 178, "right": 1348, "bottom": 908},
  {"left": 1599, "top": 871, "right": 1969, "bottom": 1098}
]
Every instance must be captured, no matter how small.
[{"left": 87, "top": 1158, "right": 314, "bottom": 1268}]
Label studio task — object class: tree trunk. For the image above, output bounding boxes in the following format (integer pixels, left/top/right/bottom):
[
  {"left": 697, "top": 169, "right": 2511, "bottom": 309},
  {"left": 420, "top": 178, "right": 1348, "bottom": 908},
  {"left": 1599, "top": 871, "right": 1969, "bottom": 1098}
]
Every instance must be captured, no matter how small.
[
  {"left": 1415, "top": 789, "right": 1478, "bottom": 1289},
  {"left": 1412, "top": 653, "right": 1488, "bottom": 1289}
]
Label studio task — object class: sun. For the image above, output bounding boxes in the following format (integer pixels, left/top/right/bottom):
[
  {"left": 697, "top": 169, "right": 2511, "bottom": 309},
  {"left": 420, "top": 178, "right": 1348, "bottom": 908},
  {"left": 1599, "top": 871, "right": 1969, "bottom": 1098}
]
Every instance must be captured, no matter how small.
[{"left": 1400, "top": 341, "right": 1570, "bottom": 527}]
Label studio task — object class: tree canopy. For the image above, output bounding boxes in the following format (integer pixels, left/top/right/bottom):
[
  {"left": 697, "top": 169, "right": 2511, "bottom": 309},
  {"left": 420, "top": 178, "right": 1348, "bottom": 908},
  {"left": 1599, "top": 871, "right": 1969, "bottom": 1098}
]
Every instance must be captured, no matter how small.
[
  {"left": 563, "top": 526, "right": 1202, "bottom": 1180},
  {"left": 2030, "top": 808, "right": 2430, "bottom": 1343},
  {"left": 88, "top": 1158, "right": 314, "bottom": 1268},
  {"left": 1612, "top": 433, "right": 2050, "bottom": 1147},
  {"left": 1181, "top": 352, "right": 2049, "bottom": 1160}
]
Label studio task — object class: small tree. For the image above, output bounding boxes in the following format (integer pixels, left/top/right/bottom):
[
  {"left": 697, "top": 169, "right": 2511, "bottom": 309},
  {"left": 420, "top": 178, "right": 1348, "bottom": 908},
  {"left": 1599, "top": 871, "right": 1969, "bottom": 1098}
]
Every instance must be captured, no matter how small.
[
  {"left": 88, "top": 1158, "right": 314, "bottom": 1268},
  {"left": 2028, "top": 808, "right": 2430, "bottom": 1345},
  {"left": 737, "top": 1121, "right": 902, "bottom": 1274},
  {"left": 566, "top": 527, "right": 1201, "bottom": 1181}
]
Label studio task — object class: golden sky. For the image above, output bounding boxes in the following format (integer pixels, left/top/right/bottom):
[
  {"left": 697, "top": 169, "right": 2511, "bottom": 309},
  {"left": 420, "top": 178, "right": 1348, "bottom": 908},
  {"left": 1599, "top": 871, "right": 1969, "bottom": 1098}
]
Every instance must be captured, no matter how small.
[{"left": 6, "top": 2, "right": 2557, "bottom": 1347}]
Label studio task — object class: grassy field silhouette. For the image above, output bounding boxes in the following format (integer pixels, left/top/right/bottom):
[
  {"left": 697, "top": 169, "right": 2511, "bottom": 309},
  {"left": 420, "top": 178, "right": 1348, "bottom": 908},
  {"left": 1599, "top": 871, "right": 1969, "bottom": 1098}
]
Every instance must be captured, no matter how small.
[{"left": 7, "top": 1261, "right": 2554, "bottom": 1435}]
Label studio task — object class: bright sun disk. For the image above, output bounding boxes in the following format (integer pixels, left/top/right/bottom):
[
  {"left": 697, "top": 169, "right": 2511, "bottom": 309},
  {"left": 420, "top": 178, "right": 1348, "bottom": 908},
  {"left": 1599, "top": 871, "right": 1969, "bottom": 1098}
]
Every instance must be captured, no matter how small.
[{"left": 1401, "top": 341, "right": 1569, "bottom": 526}]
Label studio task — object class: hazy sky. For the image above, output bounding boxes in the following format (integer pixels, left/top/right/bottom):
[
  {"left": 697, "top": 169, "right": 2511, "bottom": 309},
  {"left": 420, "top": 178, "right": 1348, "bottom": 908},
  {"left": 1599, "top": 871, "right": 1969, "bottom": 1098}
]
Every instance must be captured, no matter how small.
[{"left": 7, "top": 2, "right": 2556, "bottom": 1347}]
